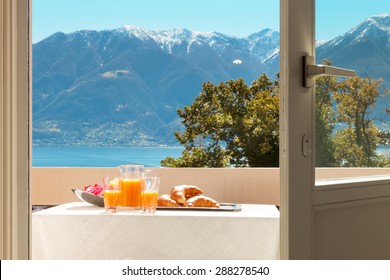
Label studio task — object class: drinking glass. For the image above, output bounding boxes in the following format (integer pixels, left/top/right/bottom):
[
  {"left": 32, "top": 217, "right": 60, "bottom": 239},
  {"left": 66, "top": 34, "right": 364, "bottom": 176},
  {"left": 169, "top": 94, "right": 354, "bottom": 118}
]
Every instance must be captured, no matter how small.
[
  {"left": 141, "top": 176, "right": 160, "bottom": 214},
  {"left": 103, "top": 177, "right": 120, "bottom": 213}
]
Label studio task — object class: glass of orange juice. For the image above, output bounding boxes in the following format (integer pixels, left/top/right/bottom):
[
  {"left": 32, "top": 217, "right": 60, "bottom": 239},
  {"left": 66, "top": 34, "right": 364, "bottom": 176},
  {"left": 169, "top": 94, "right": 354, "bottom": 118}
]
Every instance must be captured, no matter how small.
[
  {"left": 141, "top": 176, "right": 160, "bottom": 214},
  {"left": 103, "top": 177, "right": 120, "bottom": 213}
]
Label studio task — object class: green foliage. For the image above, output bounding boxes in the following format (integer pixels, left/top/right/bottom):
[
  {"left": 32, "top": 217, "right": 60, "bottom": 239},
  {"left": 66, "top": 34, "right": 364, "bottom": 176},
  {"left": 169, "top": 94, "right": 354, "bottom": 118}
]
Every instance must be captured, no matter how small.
[
  {"left": 378, "top": 130, "right": 390, "bottom": 145},
  {"left": 162, "top": 59, "right": 390, "bottom": 168},
  {"left": 315, "top": 58, "right": 390, "bottom": 167},
  {"left": 315, "top": 59, "right": 337, "bottom": 166},
  {"left": 333, "top": 76, "right": 389, "bottom": 166},
  {"left": 160, "top": 146, "right": 230, "bottom": 168},
  {"left": 161, "top": 74, "right": 279, "bottom": 167}
]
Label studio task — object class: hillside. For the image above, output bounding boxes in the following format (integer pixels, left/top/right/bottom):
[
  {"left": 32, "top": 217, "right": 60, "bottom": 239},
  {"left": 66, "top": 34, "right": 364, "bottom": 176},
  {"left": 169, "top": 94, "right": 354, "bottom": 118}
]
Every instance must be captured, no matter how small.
[{"left": 32, "top": 14, "right": 390, "bottom": 145}]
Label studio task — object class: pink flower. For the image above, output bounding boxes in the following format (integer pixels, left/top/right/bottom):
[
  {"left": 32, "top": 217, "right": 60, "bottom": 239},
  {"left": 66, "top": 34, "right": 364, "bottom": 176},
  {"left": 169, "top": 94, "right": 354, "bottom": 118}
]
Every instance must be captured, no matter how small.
[{"left": 83, "top": 183, "right": 103, "bottom": 196}]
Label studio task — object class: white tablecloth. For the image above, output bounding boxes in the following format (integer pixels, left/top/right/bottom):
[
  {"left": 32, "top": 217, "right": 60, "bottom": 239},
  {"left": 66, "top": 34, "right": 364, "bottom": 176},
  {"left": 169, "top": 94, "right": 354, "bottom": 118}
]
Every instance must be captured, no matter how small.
[{"left": 32, "top": 202, "right": 279, "bottom": 260}]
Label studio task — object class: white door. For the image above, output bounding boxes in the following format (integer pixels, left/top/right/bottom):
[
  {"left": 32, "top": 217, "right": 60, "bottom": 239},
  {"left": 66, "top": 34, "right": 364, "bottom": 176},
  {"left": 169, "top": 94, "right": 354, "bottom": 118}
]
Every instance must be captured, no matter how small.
[
  {"left": 280, "top": 0, "right": 316, "bottom": 259},
  {"left": 280, "top": 0, "right": 390, "bottom": 259}
]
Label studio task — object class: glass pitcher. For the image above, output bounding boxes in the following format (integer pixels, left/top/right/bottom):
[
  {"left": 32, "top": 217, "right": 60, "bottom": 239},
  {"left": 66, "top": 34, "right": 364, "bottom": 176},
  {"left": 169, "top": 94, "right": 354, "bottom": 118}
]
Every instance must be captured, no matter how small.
[{"left": 118, "top": 164, "right": 154, "bottom": 209}]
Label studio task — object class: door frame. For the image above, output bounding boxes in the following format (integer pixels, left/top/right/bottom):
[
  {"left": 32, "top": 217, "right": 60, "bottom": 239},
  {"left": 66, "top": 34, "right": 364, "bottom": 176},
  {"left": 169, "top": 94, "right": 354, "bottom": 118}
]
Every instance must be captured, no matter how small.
[
  {"left": 4, "top": 0, "right": 390, "bottom": 260},
  {"left": 4, "top": 0, "right": 318, "bottom": 260},
  {"left": 0, "top": 0, "right": 31, "bottom": 259}
]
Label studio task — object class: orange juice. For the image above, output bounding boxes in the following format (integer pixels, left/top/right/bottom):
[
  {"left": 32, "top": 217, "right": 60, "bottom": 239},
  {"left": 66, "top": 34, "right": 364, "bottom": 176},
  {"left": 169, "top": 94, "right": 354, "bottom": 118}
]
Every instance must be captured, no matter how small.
[
  {"left": 141, "top": 191, "right": 158, "bottom": 208},
  {"left": 118, "top": 178, "right": 143, "bottom": 208},
  {"left": 103, "top": 190, "right": 120, "bottom": 209}
]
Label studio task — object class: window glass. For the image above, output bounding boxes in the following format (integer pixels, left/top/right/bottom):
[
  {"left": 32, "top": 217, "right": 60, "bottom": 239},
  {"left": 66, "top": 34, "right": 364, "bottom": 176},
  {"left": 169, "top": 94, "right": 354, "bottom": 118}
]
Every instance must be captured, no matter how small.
[{"left": 315, "top": 0, "right": 390, "bottom": 175}]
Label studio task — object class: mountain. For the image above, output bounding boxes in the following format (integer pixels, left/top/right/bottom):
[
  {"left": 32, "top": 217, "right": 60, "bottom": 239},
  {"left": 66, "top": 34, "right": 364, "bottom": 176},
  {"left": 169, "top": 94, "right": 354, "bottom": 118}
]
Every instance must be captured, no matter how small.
[
  {"left": 32, "top": 14, "right": 390, "bottom": 146},
  {"left": 317, "top": 14, "right": 390, "bottom": 84},
  {"left": 32, "top": 26, "right": 280, "bottom": 145},
  {"left": 317, "top": 14, "right": 390, "bottom": 128}
]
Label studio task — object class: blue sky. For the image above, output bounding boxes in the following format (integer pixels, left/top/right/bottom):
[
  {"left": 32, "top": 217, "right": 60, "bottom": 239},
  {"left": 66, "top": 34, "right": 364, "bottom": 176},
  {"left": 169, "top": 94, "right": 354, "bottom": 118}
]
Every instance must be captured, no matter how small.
[{"left": 33, "top": 0, "right": 389, "bottom": 43}]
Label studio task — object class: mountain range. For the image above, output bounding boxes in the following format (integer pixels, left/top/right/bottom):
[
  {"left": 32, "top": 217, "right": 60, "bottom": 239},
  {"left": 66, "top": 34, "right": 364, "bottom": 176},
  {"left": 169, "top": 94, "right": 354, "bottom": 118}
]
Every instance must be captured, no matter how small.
[{"left": 32, "top": 14, "right": 390, "bottom": 146}]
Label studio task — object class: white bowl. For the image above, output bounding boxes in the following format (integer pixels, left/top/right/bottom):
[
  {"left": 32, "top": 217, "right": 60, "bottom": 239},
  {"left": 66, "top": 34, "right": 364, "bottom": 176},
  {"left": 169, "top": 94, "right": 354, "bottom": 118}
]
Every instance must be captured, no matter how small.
[{"left": 72, "top": 189, "right": 104, "bottom": 207}]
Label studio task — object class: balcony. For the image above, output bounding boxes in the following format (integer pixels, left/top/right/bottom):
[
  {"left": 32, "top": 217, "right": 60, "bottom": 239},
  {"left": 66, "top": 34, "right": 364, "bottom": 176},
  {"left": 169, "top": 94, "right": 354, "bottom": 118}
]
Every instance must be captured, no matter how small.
[
  {"left": 31, "top": 167, "right": 390, "bottom": 259},
  {"left": 32, "top": 167, "right": 281, "bottom": 259}
]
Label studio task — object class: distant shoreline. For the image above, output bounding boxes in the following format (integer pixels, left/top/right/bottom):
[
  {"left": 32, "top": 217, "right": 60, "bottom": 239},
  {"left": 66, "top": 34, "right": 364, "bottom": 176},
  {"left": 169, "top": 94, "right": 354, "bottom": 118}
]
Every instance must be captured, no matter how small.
[
  {"left": 32, "top": 143, "right": 184, "bottom": 148},
  {"left": 32, "top": 146, "right": 184, "bottom": 167}
]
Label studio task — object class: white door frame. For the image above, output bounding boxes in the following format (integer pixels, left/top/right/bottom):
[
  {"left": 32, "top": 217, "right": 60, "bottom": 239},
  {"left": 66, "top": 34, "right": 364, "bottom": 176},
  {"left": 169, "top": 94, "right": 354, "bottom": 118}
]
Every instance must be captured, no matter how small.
[
  {"left": 0, "top": 0, "right": 31, "bottom": 260},
  {"left": 4, "top": 0, "right": 318, "bottom": 260},
  {"left": 3, "top": 0, "right": 390, "bottom": 260}
]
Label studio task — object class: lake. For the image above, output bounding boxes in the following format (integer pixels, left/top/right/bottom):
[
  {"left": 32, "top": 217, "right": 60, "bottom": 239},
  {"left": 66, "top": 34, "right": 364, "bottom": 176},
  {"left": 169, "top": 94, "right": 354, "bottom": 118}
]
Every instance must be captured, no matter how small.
[
  {"left": 32, "top": 145, "right": 390, "bottom": 167},
  {"left": 32, "top": 146, "right": 184, "bottom": 167}
]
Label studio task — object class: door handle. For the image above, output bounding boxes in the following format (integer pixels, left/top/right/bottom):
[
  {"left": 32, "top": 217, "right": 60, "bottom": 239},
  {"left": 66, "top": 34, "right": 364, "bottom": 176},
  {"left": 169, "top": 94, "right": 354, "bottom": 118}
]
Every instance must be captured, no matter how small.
[{"left": 303, "top": 55, "right": 356, "bottom": 88}]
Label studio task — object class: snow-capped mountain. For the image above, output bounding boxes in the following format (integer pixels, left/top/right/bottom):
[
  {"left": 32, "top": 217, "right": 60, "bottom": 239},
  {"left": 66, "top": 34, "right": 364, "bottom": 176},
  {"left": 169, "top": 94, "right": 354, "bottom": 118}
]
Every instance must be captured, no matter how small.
[
  {"left": 317, "top": 14, "right": 390, "bottom": 129},
  {"left": 322, "top": 14, "right": 390, "bottom": 49},
  {"left": 317, "top": 14, "right": 390, "bottom": 84},
  {"left": 32, "top": 14, "right": 390, "bottom": 146},
  {"left": 118, "top": 25, "right": 280, "bottom": 64}
]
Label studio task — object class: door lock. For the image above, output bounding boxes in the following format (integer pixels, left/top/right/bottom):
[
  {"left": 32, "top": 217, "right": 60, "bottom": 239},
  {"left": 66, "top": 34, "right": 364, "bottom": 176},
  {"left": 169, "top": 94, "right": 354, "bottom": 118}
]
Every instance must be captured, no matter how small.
[{"left": 302, "top": 134, "right": 312, "bottom": 157}]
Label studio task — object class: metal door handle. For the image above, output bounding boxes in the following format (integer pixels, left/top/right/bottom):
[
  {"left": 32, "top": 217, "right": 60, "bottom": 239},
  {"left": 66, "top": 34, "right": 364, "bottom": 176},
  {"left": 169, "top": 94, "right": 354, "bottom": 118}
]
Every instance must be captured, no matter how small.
[{"left": 303, "top": 55, "right": 356, "bottom": 88}]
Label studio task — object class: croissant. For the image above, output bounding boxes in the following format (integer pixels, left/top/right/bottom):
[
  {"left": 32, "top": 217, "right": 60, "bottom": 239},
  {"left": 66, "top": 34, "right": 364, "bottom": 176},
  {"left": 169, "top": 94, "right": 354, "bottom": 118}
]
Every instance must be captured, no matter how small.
[
  {"left": 170, "top": 185, "right": 203, "bottom": 204},
  {"left": 184, "top": 195, "right": 220, "bottom": 208},
  {"left": 157, "top": 194, "right": 181, "bottom": 207}
]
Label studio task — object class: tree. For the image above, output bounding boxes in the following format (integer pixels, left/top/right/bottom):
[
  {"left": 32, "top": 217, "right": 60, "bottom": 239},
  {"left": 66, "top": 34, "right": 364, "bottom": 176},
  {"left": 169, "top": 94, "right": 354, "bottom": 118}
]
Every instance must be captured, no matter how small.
[
  {"left": 378, "top": 130, "right": 390, "bottom": 145},
  {"left": 333, "top": 76, "right": 389, "bottom": 166},
  {"left": 315, "top": 59, "right": 337, "bottom": 166},
  {"left": 161, "top": 74, "right": 279, "bottom": 167},
  {"left": 162, "top": 63, "right": 389, "bottom": 168}
]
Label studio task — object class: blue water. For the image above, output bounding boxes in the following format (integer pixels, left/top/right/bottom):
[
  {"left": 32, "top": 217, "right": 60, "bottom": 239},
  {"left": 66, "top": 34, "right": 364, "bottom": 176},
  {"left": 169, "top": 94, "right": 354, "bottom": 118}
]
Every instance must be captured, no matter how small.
[
  {"left": 32, "top": 146, "right": 184, "bottom": 167},
  {"left": 378, "top": 145, "right": 390, "bottom": 156},
  {"left": 32, "top": 145, "right": 390, "bottom": 167}
]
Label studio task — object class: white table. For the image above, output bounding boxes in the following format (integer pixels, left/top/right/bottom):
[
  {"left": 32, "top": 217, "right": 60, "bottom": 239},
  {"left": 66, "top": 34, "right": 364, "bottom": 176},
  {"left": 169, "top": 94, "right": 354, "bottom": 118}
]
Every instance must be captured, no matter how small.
[{"left": 32, "top": 202, "right": 279, "bottom": 260}]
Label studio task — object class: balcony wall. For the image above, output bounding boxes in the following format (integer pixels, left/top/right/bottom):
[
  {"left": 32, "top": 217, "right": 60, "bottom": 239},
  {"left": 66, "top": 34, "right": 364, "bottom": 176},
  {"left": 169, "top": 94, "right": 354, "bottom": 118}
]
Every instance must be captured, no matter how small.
[
  {"left": 32, "top": 167, "right": 390, "bottom": 206},
  {"left": 32, "top": 167, "right": 280, "bottom": 206}
]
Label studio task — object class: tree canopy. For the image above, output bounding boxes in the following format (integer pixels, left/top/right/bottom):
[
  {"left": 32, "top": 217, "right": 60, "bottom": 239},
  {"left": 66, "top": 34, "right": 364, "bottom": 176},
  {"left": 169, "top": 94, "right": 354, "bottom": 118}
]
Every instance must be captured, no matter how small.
[
  {"left": 162, "top": 62, "right": 390, "bottom": 168},
  {"left": 161, "top": 74, "right": 279, "bottom": 167},
  {"left": 332, "top": 76, "right": 389, "bottom": 166},
  {"left": 315, "top": 59, "right": 390, "bottom": 167}
]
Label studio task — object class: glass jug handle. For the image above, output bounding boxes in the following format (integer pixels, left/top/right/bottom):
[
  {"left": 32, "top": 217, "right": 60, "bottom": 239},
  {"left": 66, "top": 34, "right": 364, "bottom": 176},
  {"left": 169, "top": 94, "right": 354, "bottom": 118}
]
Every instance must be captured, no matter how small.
[{"left": 144, "top": 169, "right": 156, "bottom": 178}]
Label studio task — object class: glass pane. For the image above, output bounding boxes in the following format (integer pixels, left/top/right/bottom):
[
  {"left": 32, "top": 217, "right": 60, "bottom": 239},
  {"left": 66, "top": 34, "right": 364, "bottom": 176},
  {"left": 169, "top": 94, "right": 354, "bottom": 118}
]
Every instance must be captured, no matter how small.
[
  {"left": 32, "top": 0, "right": 280, "bottom": 168},
  {"left": 315, "top": 0, "right": 390, "bottom": 178}
]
